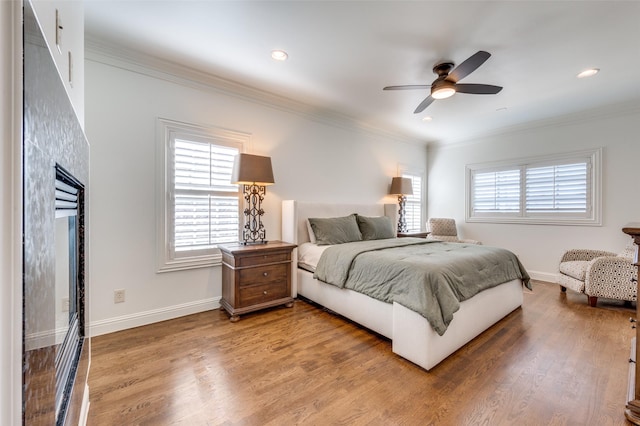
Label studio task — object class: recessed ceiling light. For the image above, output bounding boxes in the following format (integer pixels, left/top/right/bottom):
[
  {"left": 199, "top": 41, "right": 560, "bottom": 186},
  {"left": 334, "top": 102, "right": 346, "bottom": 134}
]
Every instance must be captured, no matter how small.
[
  {"left": 577, "top": 68, "right": 599, "bottom": 78},
  {"left": 421, "top": 116, "right": 433, "bottom": 122},
  {"left": 271, "top": 50, "right": 288, "bottom": 61}
]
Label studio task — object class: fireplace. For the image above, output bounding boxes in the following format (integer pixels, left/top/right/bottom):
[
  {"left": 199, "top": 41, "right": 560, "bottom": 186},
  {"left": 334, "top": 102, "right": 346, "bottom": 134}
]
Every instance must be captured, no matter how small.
[
  {"left": 23, "top": 2, "right": 90, "bottom": 424},
  {"left": 23, "top": 166, "right": 85, "bottom": 425},
  {"left": 53, "top": 166, "right": 85, "bottom": 421}
]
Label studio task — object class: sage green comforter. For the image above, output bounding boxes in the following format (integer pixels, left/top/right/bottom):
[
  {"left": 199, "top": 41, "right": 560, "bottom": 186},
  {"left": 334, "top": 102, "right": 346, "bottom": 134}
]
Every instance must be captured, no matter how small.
[{"left": 313, "top": 238, "right": 530, "bottom": 336}]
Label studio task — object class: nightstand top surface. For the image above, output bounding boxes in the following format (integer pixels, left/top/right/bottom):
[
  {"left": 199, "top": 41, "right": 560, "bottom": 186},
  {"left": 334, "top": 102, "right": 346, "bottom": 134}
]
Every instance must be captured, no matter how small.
[
  {"left": 218, "top": 240, "right": 297, "bottom": 254},
  {"left": 623, "top": 223, "right": 640, "bottom": 237}
]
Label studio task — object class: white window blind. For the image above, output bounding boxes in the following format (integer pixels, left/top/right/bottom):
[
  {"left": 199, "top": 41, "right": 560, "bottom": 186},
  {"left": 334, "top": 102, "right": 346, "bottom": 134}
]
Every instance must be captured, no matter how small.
[
  {"left": 525, "top": 162, "right": 588, "bottom": 213},
  {"left": 173, "top": 139, "right": 239, "bottom": 251},
  {"left": 472, "top": 169, "right": 520, "bottom": 214},
  {"left": 157, "top": 118, "right": 248, "bottom": 272},
  {"left": 466, "top": 148, "right": 600, "bottom": 226},
  {"left": 402, "top": 172, "right": 424, "bottom": 233}
]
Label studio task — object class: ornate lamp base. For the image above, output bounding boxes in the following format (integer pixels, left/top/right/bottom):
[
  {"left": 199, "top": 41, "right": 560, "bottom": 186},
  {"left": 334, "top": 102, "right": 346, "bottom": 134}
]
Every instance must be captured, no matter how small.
[
  {"left": 397, "top": 195, "right": 408, "bottom": 233},
  {"left": 241, "top": 183, "right": 268, "bottom": 244}
]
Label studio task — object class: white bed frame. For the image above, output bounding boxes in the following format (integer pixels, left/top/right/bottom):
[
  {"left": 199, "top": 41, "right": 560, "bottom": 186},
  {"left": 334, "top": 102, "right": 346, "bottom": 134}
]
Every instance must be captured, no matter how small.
[{"left": 281, "top": 200, "right": 524, "bottom": 370}]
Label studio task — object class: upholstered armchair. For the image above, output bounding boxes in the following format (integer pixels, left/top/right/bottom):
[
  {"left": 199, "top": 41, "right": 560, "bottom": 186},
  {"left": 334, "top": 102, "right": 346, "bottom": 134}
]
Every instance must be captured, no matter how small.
[
  {"left": 426, "top": 218, "right": 481, "bottom": 244},
  {"left": 557, "top": 242, "right": 638, "bottom": 307}
]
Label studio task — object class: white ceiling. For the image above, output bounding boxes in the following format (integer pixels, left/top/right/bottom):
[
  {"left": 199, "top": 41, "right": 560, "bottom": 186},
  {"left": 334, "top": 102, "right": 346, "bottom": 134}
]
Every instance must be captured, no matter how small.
[{"left": 83, "top": 1, "right": 640, "bottom": 145}]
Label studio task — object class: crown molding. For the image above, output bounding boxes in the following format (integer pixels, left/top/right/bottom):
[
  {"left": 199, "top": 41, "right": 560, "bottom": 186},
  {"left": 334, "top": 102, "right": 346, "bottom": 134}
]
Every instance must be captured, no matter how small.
[
  {"left": 85, "top": 37, "right": 426, "bottom": 147},
  {"left": 429, "top": 99, "right": 640, "bottom": 151}
]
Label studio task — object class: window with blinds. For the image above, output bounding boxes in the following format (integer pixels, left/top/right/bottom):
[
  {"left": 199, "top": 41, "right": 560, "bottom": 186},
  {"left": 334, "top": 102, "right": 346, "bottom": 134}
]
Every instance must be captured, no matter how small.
[
  {"left": 157, "top": 119, "right": 248, "bottom": 272},
  {"left": 466, "top": 148, "right": 601, "bottom": 225},
  {"left": 173, "top": 139, "right": 239, "bottom": 251},
  {"left": 402, "top": 172, "right": 424, "bottom": 233}
]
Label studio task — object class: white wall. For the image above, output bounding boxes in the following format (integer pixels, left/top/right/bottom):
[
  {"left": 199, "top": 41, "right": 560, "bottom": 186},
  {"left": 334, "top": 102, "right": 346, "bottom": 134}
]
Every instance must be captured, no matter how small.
[
  {"left": 427, "top": 105, "right": 640, "bottom": 281},
  {"left": 85, "top": 56, "right": 427, "bottom": 335}
]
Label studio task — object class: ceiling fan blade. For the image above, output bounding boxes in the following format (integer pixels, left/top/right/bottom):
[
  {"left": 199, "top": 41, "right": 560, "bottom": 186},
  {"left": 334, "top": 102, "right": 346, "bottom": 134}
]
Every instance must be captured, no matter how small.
[
  {"left": 413, "top": 95, "right": 435, "bottom": 113},
  {"left": 448, "top": 51, "right": 491, "bottom": 82},
  {"left": 455, "top": 83, "right": 503, "bottom": 94},
  {"left": 383, "top": 85, "right": 430, "bottom": 91}
]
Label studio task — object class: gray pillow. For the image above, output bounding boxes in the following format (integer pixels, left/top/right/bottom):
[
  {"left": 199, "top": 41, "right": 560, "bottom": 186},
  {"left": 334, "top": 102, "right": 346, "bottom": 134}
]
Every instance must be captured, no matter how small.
[
  {"left": 356, "top": 215, "right": 395, "bottom": 240},
  {"left": 308, "top": 214, "right": 362, "bottom": 245}
]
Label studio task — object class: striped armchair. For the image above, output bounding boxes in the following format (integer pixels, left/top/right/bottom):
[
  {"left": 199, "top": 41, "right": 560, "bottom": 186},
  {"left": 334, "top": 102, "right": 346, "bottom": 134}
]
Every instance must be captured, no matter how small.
[
  {"left": 557, "top": 241, "right": 637, "bottom": 306},
  {"left": 426, "top": 218, "right": 481, "bottom": 245}
]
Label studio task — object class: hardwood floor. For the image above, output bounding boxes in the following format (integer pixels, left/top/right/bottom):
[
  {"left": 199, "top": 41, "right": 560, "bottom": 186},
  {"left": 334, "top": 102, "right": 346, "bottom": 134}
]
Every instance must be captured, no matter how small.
[{"left": 88, "top": 281, "right": 635, "bottom": 425}]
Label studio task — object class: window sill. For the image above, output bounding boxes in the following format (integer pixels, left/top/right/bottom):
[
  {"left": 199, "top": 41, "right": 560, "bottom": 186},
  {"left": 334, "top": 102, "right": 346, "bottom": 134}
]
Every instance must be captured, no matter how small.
[
  {"left": 157, "top": 253, "right": 222, "bottom": 273},
  {"left": 466, "top": 216, "right": 601, "bottom": 226}
]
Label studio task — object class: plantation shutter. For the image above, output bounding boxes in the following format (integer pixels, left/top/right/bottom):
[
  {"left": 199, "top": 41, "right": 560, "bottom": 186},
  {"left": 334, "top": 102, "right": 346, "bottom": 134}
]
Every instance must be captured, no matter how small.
[
  {"left": 525, "top": 161, "right": 589, "bottom": 214},
  {"left": 173, "top": 138, "right": 239, "bottom": 251},
  {"left": 403, "top": 173, "right": 423, "bottom": 232},
  {"left": 471, "top": 168, "right": 520, "bottom": 214}
]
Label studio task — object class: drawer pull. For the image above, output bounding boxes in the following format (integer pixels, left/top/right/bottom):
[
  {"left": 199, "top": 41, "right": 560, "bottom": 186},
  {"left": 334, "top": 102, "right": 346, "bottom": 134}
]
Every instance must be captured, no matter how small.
[
  {"left": 263, "top": 290, "right": 268, "bottom": 295},
  {"left": 263, "top": 272, "right": 268, "bottom": 277}
]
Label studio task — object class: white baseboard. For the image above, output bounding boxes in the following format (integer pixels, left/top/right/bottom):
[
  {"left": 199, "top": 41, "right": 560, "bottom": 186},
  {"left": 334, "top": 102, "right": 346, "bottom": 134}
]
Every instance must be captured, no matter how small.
[
  {"left": 89, "top": 297, "right": 220, "bottom": 337},
  {"left": 528, "top": 270, "right": 557, "bottom": 284},
  {"left": 88, "top": 272, "right": 557, "bottom": 338}
]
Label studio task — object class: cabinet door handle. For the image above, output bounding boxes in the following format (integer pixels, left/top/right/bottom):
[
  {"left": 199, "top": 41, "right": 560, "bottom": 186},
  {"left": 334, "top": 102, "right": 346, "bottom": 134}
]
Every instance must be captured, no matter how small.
[
  {"left": 263, "top": 290, "right": 268, "bottom": 295},
  {"left": 263, "top": 272, "right": 268, "bottom": 277}
]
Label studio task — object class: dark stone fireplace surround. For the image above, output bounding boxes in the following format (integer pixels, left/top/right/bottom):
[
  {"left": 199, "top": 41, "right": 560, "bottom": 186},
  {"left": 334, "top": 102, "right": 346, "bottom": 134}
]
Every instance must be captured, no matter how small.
[{"left": 23, "top": 2, "right": 90, "bottom": 424}]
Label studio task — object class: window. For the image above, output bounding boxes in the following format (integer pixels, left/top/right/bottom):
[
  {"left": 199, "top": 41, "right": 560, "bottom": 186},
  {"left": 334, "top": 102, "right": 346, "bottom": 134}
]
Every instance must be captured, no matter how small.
[
  {"left": 402, "top": 170, "right": 425, "bottom": 232},
  {"left": 157, "top": 119, "right": 248, "bottom": 272},
  {"left": 466, "top": 148, "right": 601, "bottom": 225}
]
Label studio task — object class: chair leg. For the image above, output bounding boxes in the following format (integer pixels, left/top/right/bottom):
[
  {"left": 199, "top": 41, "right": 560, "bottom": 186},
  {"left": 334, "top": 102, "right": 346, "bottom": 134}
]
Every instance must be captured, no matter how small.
[
  {"left": 588, "top": 296, "right": 598, "bottom": 307},
  {"left": 560, "top": 286, "right": 567, "bottom": 292}
]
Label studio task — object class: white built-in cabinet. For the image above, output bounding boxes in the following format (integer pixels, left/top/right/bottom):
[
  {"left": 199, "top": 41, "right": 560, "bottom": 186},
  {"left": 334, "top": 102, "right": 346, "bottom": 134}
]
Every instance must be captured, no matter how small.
[{"left": 30, "top": 0, "right": 85, "bottom": 127}]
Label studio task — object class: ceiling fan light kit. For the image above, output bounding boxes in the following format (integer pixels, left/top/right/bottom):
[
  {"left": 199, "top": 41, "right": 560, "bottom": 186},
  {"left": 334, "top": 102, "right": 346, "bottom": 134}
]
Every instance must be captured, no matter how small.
[
  {"left": 431, "top": 80, "right": 456, "bottom": 99},
  {"left": 383, "top": 50, "right": 503, "bottom": 113}
]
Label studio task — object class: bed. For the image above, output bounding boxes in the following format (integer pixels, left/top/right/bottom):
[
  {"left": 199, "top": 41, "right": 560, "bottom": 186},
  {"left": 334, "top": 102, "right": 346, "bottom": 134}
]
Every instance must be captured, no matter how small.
[{"left": 281, "top": 200, "right": 530, "bottom": 371}]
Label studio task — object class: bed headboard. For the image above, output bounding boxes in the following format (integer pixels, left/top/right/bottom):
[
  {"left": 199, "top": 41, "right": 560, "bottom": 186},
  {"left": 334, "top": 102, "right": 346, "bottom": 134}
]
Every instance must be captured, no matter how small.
[
  {"left": 281, "top": 200, "right": 398, "bottom": 297},
  {"left": 282, "top": 200, "right": 398, "bottom": 246}
]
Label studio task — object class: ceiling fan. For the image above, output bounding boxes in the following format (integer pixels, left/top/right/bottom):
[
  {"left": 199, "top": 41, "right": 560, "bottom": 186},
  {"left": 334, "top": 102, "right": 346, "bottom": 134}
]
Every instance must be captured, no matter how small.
[{"left": 383, "top": 50, "right": 503, "bottom": 114}]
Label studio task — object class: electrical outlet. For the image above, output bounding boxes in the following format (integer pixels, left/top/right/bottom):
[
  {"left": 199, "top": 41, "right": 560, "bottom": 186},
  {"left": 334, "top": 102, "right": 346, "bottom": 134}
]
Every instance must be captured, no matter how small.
[
  {"left": 114, "top": 289, "right": 125, "bottom": 304},
  {"left": 62, "top": 297, "right": 69, "bottom": 312}
]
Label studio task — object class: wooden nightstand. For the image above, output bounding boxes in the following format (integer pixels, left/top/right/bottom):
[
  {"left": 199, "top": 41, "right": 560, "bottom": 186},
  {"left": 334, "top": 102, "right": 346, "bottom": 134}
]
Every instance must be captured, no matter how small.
[
  {"left": 219, "top": 241, "right": 297, "bottom": 322},
  {"left": 397, "top": 232, "right": 430, "bottom": 238}
]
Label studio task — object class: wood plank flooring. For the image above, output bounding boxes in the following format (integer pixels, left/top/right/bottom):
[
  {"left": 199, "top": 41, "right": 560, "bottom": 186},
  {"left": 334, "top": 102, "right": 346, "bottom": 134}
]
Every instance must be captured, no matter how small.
[{"left": 88, "top": 281, "right": 635, "bottom": 425}]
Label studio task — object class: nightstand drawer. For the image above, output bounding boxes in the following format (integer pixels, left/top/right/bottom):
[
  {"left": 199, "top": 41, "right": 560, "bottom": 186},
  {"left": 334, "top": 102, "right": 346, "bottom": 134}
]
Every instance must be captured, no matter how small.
[
  {"left": 237, "top": 252, "right": 290, "bottom": 267},
  {"left": 238, "top": 264, "right": 288, "bottom": 286},
  {"left": 238, "top": 281, "right": 289, "bottom": 307}
]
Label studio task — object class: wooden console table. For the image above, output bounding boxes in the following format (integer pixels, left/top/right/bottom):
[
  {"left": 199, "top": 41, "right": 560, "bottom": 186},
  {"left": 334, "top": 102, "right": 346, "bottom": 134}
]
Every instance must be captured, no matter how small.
[{"left": 623, "top": 223, "right": 640, "bottom": 424}]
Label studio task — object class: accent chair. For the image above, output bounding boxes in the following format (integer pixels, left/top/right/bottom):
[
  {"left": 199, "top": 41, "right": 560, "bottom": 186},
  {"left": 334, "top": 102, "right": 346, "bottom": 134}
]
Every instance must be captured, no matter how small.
[
  {"left": 557, "top": 241, "right": 637, "bottom": 307},
  {"left": 426, "top": 218, "right": 481, "bottom": 245}
]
